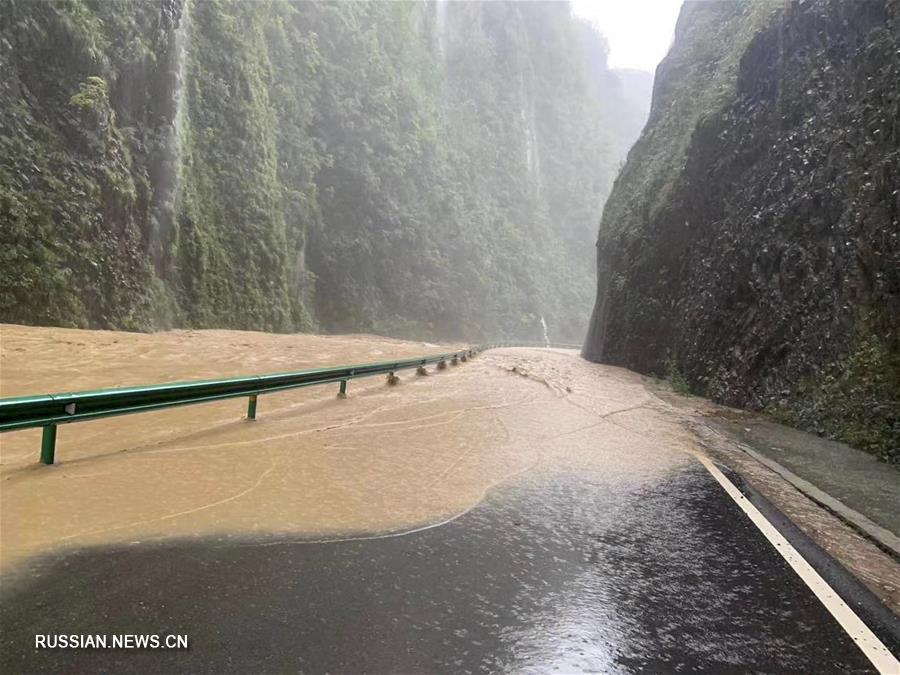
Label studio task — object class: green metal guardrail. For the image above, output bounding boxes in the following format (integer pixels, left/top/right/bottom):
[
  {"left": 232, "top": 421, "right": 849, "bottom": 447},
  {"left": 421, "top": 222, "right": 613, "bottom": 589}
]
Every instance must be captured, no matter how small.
[{"left": 0, "top": 341, "right": 580, "bottom": 465}]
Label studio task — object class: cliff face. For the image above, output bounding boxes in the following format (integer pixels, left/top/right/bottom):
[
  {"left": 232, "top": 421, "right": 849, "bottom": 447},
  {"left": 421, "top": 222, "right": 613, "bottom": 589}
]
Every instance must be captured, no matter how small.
[
  {"left": 584, "top": 0, "right": 900, "bottom": 461},
  {"left": 1, "top": 0, "right": 642, "bottom": 343}
]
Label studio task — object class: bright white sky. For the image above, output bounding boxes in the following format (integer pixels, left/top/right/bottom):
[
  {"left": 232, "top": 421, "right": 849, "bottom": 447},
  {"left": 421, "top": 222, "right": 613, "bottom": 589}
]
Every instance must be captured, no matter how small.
[{"left": 571, "top": 0, "right": 684, "bottom": 72}]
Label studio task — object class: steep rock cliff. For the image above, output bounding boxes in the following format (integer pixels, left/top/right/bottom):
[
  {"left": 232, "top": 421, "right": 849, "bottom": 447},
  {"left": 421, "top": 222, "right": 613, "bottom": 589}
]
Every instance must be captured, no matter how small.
[
  {"left": 1, "top": 0, "right": 642, "bottom": 342},
  {"left": 584, "top": 0, "right": 900, "bottom": 461}
]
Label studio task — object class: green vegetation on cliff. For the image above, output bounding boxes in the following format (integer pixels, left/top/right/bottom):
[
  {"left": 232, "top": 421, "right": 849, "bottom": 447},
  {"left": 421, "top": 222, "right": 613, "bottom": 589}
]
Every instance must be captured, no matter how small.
[
  {"left": 584, "top": 0, "right": 900, "bottom": 461},
  {"left": 2, "top": 0, "right": 633, "bottom": 342}
]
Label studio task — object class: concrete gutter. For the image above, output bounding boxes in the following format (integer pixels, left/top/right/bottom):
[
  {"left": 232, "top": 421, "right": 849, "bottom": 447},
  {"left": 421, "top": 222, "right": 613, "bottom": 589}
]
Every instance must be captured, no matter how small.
[
  {"left": 694, "top": 416, "right": 900, "bottom": 559},
  {"left": 734, "top": 442, "right": 900, "bottom": 558}
]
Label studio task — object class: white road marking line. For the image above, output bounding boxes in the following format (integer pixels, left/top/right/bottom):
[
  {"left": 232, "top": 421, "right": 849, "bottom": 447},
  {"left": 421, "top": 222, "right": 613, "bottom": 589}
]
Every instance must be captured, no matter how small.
[{"left": 695, "top": 453, "right": 900, "bottom": 674}]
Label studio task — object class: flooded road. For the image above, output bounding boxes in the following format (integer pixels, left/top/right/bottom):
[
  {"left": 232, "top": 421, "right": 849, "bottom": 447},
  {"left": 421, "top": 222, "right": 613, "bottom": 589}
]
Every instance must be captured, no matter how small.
[
  {"left": 0, "top": 326, "right": 691, "bottom": 570},
  {"left": 1, "top": 326, "right": 898, "bottom": 672},
  {"left": 0, "top": 466, "right": 883, "bottom": 673}
]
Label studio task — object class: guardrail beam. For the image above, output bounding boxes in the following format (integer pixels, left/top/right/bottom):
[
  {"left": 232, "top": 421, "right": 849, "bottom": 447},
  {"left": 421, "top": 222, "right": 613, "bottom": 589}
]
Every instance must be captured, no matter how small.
[{"left": 2, "top": 342, "right": 582, "bottom": 465}]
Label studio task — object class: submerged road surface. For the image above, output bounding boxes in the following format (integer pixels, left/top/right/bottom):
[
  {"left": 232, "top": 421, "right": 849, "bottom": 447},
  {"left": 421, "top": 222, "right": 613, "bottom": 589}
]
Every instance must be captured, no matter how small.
[
  {"left": 1, "top": 331, "right": 898, "bottom": 673},
  {"left": 2, "top": 462, "right": 898, "bottom": 673}
]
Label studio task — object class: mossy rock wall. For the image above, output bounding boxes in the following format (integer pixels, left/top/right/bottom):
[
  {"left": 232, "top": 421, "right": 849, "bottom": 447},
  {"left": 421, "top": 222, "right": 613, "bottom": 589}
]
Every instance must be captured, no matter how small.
[
  {"left": 2, "top": 0, "right": 636, "bottom": 343},
  {"left": 584, "top": 0, "right": 900, "bottom": 461}
]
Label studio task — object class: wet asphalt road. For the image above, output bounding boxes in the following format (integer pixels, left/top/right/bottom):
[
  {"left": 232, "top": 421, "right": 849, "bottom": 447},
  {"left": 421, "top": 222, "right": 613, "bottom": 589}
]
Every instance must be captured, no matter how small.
[{"left": 2, "top": 462, "right": 893, "bottom": 674}]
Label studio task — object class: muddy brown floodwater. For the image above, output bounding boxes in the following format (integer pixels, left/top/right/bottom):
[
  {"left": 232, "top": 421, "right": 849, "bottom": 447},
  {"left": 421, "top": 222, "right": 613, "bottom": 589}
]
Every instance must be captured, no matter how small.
[
  {"left": 4, "top": 324, "right": 900, "bottom": 674},
  {"left": 1, "top": 323, "right": 898, "bottom": 629},
  {"left": 0, "top": 324, "right": 698, "bottom": 574}
]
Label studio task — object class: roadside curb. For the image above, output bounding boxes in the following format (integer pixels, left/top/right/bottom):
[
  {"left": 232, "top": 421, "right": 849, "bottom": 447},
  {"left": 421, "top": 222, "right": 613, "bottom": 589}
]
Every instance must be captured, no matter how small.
[
  {"left": 718, "top": 463, "right": 900, "bottom": 657},
  {"left": 701, "top": 422, "right": 900, "bottom": 560},
  {"left": 737, "top": 443, "right": 900, "bottom": 559}
]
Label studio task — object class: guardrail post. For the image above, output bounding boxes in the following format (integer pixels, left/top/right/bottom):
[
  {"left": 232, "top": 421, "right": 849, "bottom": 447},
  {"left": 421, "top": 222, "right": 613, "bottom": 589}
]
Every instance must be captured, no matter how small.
[
  {"left": 437, "top": 359, "right": 447, "bottom": 370},
  {"left": 338, "top": 379, "right": 348, "bottom": 398},
  {"left": 247, "top": 395, "right": 258, "bottom": 420},
  {"left": 40, "top": 425, "right": 57, "bottom": 465},
  {"left": 387, "top": 371, "right": 399, "bottom": 385},
  {"left": 416, "top": 363, "right": 428, "bottom": 376},
  {"left": 451, "top": 355, "right": 459, "bottom": 366}
]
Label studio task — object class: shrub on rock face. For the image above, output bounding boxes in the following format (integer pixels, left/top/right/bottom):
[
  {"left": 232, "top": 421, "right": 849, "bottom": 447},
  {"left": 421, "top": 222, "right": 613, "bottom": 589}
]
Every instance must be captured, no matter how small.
[
  {"left": 780, "top": 333, "right": 900, "bottom": 464},
  {"left": 69, "top": 77, "right": 111, "bottom": 125}
]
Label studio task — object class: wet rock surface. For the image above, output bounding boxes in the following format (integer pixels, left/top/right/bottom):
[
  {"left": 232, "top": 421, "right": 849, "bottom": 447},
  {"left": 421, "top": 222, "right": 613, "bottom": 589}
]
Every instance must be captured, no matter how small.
[
  {"left": 584, "top": 0, "right": 900, "bottom": 462},
  {"left": 0, "top": 465, "right": 878, "bottom": 674}
]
